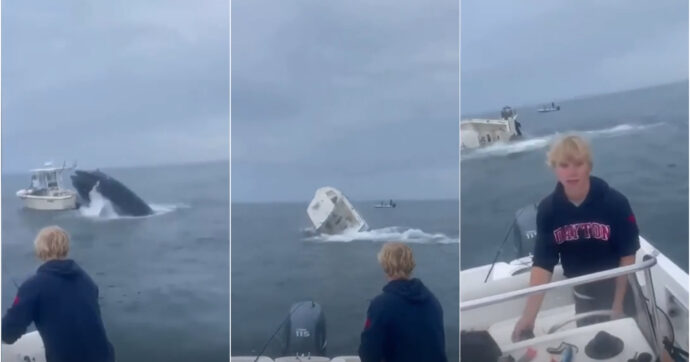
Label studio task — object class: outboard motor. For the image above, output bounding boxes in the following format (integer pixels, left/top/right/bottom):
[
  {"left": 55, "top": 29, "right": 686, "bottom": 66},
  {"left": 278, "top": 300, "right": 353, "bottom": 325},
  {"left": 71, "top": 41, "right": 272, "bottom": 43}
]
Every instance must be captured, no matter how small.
[
  {"left": 283, "top": 301, "right": 327, "bottom": 357},
  {"left": 513, "top": 203, "right": 538, "bottom": 257}
]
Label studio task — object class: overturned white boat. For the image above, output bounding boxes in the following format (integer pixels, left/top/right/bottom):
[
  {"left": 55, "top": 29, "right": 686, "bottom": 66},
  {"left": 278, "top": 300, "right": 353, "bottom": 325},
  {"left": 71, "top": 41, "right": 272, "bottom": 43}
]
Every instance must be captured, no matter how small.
[
  {"left": 15, "top": 162, "right": 77, "bottom": 211},
  {"left": 460, "top": 204, "right": 688, "bottom": 361},
  {"left": 461, "top": 106, "right": 523, "bottom": 150},
  {"left": 307, "top": 187, "right": 368, "bottom": 235}
]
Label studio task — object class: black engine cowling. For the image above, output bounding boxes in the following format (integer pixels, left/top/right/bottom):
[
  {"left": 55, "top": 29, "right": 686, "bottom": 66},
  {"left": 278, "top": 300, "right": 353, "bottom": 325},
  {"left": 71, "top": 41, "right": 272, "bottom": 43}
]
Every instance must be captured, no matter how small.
[
  {"left": 513, "top": 203, "right": 538, "bottom": 258},
  {"left": 283, "top": 301, "right": 327, "bottom": 357}
]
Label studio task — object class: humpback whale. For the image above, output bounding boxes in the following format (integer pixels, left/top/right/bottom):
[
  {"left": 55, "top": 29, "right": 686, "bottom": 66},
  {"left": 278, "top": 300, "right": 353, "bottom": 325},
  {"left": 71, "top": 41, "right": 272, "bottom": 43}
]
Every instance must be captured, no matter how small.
[{"left": 70, "top": 170, "right": 154, "bottom": 216}]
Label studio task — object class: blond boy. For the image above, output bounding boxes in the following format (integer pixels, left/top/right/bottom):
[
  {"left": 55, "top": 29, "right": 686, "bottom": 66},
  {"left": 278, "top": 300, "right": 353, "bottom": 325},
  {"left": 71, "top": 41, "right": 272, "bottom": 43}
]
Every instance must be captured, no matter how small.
[
  {"left": 512, "top": 135, "right": 639, "bottom": 341},
  {"left": 359, "top": 242, "right": 447, "bottom": 362},
  {"left": 2, "top": 226, "right": 115, "bottom": 362}
]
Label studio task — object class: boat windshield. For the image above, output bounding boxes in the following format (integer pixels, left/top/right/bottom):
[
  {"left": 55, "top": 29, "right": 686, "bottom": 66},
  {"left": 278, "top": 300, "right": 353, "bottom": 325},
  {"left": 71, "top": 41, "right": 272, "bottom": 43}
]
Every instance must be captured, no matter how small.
[
  {"left": 31, "top": 174, "right": 41, "bottom": 188},
  {"left": 460, "top": 257, "right": 668, "bottom": 361},
  {"left": 46, "top": 172, "right": 58, "bottom": 188}
]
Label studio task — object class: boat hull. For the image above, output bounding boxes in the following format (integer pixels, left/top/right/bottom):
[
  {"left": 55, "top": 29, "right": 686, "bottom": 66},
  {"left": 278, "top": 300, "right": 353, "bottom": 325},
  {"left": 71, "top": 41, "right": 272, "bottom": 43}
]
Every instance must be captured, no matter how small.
[
  {"left": 307, "top": 187, "right": 368, "bottom": 235},
  {"left": 16, "top": 191, "right": 77, "bottom": 211}
]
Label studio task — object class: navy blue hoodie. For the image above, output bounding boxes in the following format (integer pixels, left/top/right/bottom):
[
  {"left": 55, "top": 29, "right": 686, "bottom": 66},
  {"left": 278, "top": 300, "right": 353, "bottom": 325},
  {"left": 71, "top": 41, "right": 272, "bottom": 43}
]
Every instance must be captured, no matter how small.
[
  {"left": 533, "top": 176, "right": 640, "bottom": 280},
  {"left": 358, "top": 278, "right": 446, "bottom": 362},
  {"left": 2, "top": 259, "right": 115, "bottom": 362}
]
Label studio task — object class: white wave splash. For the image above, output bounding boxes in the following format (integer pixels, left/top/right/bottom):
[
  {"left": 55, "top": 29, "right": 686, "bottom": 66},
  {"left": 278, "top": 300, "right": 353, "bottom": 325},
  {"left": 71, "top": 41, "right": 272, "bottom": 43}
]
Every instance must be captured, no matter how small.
[
  {"left": 78, "top": 186, "right": 187, "bottom": 220},
  {"left": 305, "top": 226, "right": 458, "bottom": 244}
]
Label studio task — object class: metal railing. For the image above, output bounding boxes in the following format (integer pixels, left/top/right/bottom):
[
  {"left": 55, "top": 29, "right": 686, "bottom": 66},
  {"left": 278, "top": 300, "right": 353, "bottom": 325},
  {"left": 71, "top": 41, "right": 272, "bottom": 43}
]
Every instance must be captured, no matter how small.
[{"left": 461, "top": 256, "right": 656, "bottom": 310}]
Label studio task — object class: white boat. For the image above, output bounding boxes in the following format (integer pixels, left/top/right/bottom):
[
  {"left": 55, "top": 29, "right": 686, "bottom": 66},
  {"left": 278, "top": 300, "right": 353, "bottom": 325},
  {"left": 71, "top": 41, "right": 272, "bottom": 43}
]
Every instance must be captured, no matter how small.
[
  {"left": 307, "top": 187, "right": 368, "bottom": 235},
  {"left": 374, "top": 200, "right": 396, "bottom": 208},
  {"left": 15, "top": 162, "right": 77, "bottom": 211},
  {"left": 460, "top": 206, "right": 688, "bottom": 361},
  {"left": 461, "top": 106, "right": 523, "bottom": 149}
]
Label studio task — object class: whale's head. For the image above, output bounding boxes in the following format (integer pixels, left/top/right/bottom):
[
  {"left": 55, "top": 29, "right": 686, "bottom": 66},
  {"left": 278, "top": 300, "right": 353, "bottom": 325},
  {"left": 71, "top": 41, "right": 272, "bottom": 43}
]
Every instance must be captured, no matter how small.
[{"left": 70, "top": 170, "right": 108, "bottom": 203}]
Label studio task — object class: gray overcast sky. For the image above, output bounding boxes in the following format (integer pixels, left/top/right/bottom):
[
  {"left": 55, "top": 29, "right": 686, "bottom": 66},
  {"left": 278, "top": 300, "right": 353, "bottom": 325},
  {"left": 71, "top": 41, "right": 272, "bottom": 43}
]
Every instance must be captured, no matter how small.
[
  {"left": 462, "top": 1, "right": 689, "bottom": 115},
  {"left": 232, "top": 0, "right": 459, "bottom": 202},
  {"left": 2, "top": 1, "right": 229, "bottom": 173}
]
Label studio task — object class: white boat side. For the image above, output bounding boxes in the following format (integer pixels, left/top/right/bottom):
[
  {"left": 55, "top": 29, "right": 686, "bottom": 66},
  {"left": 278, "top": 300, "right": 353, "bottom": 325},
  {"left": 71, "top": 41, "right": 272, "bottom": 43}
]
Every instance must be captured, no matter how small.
[
  {"left": 15, "top": 191, "right": 77, "bottom": 210},
  {"left": 2, "top": 339, "right": 364, "bottom": 362}
]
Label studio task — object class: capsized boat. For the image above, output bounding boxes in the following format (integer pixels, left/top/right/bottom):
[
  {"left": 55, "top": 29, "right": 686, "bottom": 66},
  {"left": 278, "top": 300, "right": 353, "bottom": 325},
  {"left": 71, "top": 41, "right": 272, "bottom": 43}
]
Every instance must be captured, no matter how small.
[
  {"left": 460, "top": 204, "right": 688, "bottom": 361},
  {"left": 461, "top": 106, "right": 523, "bottom": 149},
  {"left": 307, "top": 187, "right": 368, "bottom": 235},
  {"left": 15, "top": 162, "right": 77, "bottom": 211}
]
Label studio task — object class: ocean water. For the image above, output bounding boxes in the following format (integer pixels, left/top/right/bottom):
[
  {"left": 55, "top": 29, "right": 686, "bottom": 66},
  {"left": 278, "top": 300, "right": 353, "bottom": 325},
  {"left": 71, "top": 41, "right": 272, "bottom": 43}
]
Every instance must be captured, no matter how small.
[
  {"left": 1, "top": 161, "right": 229, "bottom": 361},
  {"left": 461, "top": 81, "right": 689, "bottom": 271},
  {"left": 231, "top": 200, "right": 459, "bottom": 361}
]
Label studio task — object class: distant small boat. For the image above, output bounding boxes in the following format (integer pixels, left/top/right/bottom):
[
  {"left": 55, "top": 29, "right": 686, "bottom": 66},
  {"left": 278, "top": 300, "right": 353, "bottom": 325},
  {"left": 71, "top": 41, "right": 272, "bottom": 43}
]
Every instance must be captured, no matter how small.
[
  {"left": 374, "top": 200, "right": 396, "bottom": 208},
  {"left": 538, "top": 102, "right": 561, "bottom": 113}
]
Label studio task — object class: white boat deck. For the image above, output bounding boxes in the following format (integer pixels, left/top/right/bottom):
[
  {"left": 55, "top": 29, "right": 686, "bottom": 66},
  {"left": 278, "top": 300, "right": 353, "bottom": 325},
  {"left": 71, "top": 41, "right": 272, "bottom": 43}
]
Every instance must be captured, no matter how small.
[
  {"left": 461, "top": 237, "right": 688, "bottom": 361},
  {"left": 3, "top": 332, "right": 364, "bottom": 362},
  {"left": 487, "top": 304, "right": 575, "bottom": 346}
]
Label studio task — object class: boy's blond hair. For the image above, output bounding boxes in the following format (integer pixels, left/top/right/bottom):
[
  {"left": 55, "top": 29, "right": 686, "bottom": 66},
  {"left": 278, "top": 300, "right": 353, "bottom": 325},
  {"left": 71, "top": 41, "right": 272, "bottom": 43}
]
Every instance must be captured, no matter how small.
[
  {"left": 377, "top": 242, "right": 415, "bottom": 279},
  {"left": 547, "top": 135, "right": 592, "bottom": 168},
  {"left": 34, "top": 226, "right": 70, "bottom": 261}
]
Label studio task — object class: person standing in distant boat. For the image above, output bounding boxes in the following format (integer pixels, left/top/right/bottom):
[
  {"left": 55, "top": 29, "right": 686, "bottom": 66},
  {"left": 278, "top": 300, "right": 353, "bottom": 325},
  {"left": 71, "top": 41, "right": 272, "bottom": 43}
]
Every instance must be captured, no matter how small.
[
  {"left": 2, "top": 226, "right": 115, "bottom": 362},
  {"left": 359, "top": 242, "right": 447, "bottom": 362},
  {"left": 512, "top": 135, "right": 639, "bottom": 342}
]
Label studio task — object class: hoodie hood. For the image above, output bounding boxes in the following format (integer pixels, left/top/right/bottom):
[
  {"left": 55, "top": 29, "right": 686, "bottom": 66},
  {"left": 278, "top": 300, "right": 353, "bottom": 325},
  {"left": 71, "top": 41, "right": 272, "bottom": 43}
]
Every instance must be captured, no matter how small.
[
  {"left": 383, "top": 278, "right": 430, "bottom": 303},
  {"left": 37, "top": 259, "right": 82, "bottom": 279}
]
